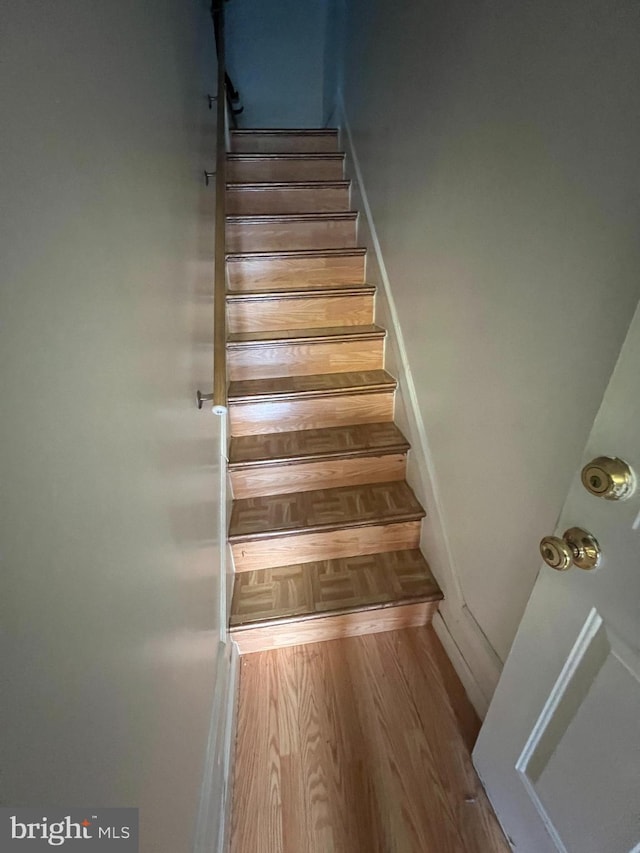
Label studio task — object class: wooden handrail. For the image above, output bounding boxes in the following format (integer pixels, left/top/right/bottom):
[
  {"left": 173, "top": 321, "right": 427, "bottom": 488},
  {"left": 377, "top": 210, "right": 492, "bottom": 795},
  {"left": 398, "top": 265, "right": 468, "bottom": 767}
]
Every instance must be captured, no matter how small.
[{"left": 212, "top": 2, "right": 228, "bottom": 414}]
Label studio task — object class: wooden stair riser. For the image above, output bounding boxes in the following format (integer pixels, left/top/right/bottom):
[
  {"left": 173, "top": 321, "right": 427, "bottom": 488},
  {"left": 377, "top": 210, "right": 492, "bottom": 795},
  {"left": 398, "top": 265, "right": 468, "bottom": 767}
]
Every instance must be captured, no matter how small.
[
  {"left": 231, "top": 601, "right": 438, "bottom": 654},
  {"left": 226, "top": 251, "right": 365, "bottom": 290},
  {"left": 230, "top": 452, "right": 407, "bottom": 498},
  {"left": 229, "top": 389, "right": 395, "bottom": 436},
  {"left": 230, "top": 130, "right": 339, "bottom": 154},
  {"left": 226, "top": 215, "right": 357, "bottom": 253},
  {"left": 227, "top": 183, "right": 350, "bottom": 216},
  {"left": 227, "top": 337, "right": 384, "bottom": 381},
  {"left": 227, "top": 292, "right": 375, "bottom": 332},
  {"left": 227, "top": 156, "right": 344, "bottom": 182},
  {"left": 231, "top": 519, "right": 422, "bottom": 572}
]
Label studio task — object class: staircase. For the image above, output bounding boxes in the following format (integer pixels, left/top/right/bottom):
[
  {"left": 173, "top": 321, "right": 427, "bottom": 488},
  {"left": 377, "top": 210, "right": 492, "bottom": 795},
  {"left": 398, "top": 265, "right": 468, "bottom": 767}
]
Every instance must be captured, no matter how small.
[{"left": 226, "top": 128, "right": 443, "bottom": 654}]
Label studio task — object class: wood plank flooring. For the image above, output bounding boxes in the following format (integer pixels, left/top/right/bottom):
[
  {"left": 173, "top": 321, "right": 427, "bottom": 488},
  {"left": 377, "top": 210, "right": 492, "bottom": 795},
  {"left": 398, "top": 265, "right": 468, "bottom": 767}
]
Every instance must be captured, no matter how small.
[{"left": 230, "top": 626, "right": 510, "bottom": 853}]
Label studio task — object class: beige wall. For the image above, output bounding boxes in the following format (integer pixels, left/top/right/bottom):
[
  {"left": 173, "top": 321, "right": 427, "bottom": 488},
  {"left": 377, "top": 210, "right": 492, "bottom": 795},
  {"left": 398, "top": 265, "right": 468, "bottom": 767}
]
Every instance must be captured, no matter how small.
[
  {"left": 340, "top": 0, "right": 640, "bottom": 663},
  {"left": 0, "top": 1, "right": 226, "bottom": 850}
]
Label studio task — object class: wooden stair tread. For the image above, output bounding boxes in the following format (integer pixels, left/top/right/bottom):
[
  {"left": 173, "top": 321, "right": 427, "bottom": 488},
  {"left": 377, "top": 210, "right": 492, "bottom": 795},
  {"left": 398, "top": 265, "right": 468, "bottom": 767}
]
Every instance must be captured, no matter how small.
[
  {"left": 230, "top": 549, "right": 442, "bottom": 629},
  {"left": 228, "top": 480, "right": 425, "bottom": 542},
  {"left": 229, "top": 422, "right": 410, "bottom": 468},
  {"left": 226, "top": 284, "right": 375, "bottom": 303},
  {"left": 226, "top": 211, "right": 357, "bottom": 224},
  {"left": 226, "top": 247, "right": 366, "bottom": 261},
  {"left": 228, "top": 369, "right": 396, "bottom": 403},
  {"left": 227, "top": 180, "right": 350, "bottom": 190},
  {"left": 231, "top": 128, "right": 338, "bottom": 136},
  {"left": 227, "top": 152, "right": 344, "bottom": 161},
  {"left": 227, "top": 324, "right": 384, "bottom": 347}
]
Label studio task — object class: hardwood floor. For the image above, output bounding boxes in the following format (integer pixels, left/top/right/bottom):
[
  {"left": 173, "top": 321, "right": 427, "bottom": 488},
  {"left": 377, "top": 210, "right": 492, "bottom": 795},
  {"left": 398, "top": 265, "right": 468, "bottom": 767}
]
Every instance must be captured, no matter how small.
[{"left": 230, "top": 626, "right": 510, "bottom": 853}]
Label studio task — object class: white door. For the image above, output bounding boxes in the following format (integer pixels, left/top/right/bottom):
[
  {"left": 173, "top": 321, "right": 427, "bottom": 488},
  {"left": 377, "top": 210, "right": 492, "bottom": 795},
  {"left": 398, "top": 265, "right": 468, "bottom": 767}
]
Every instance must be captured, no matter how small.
[{"left": 473, "top": 301, "right": 640, "bottom": 853}]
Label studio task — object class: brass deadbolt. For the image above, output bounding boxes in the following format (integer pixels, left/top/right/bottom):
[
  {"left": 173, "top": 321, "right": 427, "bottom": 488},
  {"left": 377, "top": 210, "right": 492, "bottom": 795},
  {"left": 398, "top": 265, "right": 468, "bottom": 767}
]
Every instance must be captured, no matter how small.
[
  {"left": 581, "top": 456, "right": 635, "bottom": 501},
  {"left": 540, "top": 527, "right": 601, "bottom": 572}
]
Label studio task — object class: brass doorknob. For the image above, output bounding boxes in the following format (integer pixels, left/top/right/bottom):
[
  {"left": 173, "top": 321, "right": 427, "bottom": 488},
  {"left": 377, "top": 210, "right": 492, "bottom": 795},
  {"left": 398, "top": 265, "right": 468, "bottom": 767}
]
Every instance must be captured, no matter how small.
[
  {"left": 540, "top": 527, "right": 601, "bottom": 571},
  {"left": 539, "top": 536, "right": 573, "bottom": 570},
  {"left": 581, "top": 456, "right": 635, "bottom": 501}
]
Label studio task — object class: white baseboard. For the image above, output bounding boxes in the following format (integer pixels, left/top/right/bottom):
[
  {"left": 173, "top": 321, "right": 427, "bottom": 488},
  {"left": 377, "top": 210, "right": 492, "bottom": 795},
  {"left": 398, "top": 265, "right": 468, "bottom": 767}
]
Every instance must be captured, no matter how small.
[
  {"left": 193, "top": 639, "right": 240, "bottom": 853},
  {"left": 219, "top": 641, "right": 239, "bottom": 853},
  {"left": 337, "top": 93, "right": 502, "bottom": 719},
  {"left": 432, "top": 613, "right": 489, "bottom": 718},
  {"left": 432, "top": 612, "right": 495, "bottom": 718}
]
